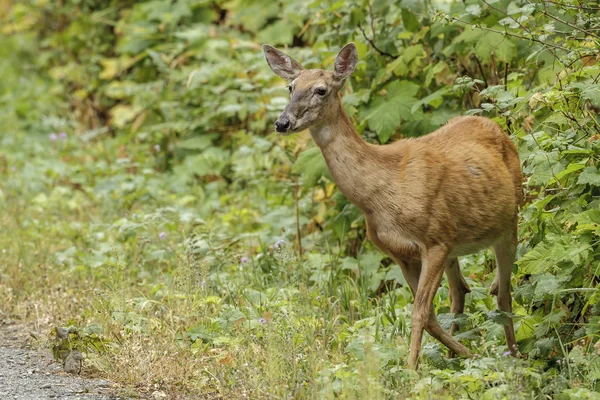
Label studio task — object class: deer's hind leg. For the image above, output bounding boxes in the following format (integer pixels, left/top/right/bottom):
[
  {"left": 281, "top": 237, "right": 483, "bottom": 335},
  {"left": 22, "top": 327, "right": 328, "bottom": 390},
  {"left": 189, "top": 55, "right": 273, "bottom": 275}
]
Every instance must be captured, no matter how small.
[
  {"left": 493, "top": 230, "right": 518, "bottom": 356},
  {"left": 445, "top": 257, "right": 471, "bottom": 335}
]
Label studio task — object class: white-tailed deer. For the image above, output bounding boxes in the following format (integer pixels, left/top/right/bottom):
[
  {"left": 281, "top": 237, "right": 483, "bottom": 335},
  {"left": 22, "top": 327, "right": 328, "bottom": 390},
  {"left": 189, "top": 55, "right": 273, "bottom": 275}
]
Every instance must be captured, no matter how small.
[{"left": 263, "top": 43, "right": 523, "bottom": 369}]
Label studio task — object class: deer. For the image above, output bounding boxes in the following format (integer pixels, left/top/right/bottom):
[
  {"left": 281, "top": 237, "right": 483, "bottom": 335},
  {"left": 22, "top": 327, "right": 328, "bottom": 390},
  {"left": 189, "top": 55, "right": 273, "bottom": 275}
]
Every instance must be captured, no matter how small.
[{"left": 262, "top": 42, "right": 523, "bottom": 369}]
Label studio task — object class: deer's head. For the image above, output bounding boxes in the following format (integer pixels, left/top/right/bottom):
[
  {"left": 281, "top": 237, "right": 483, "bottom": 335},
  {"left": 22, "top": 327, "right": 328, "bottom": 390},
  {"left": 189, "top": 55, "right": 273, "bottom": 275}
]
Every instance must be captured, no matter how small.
[{"left": 263, "top": 43, "right": 358, "bottom": 135}]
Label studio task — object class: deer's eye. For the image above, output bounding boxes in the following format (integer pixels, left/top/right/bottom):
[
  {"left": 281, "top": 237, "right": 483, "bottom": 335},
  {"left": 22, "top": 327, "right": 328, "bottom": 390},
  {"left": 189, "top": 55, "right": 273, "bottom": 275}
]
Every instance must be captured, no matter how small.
[
  {"left": 315, "top": 87, "right": 327, "bottom": 96},
  {"left": 287, "top": 85, "right": 292, "bottom": 94}
]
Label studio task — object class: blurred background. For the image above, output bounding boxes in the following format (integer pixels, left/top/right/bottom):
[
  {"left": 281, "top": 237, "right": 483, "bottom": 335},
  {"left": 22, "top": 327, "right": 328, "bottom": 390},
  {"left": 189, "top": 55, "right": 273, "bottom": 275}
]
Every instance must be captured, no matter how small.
[{"left": 0, "top": 0, "right": 599, "bottom": 398}]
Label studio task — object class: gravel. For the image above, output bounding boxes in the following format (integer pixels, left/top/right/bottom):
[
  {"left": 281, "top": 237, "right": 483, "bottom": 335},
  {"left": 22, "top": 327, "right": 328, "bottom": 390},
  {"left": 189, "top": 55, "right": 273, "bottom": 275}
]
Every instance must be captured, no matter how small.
[{"left": 0, "top": 322, "right": 128, "bottom": 399}]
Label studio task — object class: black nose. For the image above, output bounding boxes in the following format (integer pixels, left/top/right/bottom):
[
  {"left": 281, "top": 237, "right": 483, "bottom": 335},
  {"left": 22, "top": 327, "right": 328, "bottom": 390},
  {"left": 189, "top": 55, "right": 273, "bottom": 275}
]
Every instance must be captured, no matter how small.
[{"left": 275, "top": 117, "right": 290, "bottom": 133}]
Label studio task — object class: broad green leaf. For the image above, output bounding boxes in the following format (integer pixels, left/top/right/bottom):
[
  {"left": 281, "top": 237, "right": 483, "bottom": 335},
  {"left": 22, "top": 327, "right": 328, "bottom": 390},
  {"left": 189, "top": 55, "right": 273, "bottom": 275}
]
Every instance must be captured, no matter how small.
[
  {"left": 475, "top": 29, "right": 517, "bottom": 63},
  {"left": 452, "top": 26, "right": 516, "bottom": 63},
  {"left": 533, "top": 274, "right": 569, "bottom": 298},
  {"left": 578, "top": 166, "right": 600, "bottom": 186},
  {"left": 177, "top": 135, "right": 218, "bottom": 151},
  {"left": 174, "top": 24, "right": 209, "bottom": 43},
  {"left": 292, "top": 147, "right": 330, "bottom": 187},
  {"left": 183, "top": 147, "right": 229, "bottom": 176},
  {"left": 571, "top": 82, "right": 600, "bottom": 107},
  {"left": 549, "top": 162, "right": 585, "bottom": 184},
  {"left": 400, "top": 8, "right": 419, "bottom": 32},
  {"left": 257, "top": 20, "right": 297, "bottom": 46},
  {"left": 332, "top": 203, "right": 362, "bottom": 238},
  {"left": 518, "top": 240, "right": 590, "bottom": 274},
  {"left": 515, "top": 313, "right": 542, "bottom": 342},
  {"left": 411, "top": 87, "right": 451, "bottom": 112},
  {"left": 466, "top": 4, "right": 482, "bottom": 17},
  {"left": 361, "top": 80, "right": 420, "bottom": 143}
]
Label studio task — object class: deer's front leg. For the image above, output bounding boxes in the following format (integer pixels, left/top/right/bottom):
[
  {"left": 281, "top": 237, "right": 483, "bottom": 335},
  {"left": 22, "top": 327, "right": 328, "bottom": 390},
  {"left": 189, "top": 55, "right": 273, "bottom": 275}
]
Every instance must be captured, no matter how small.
[
  {"left": 397, "top": 257, "right": 471, "bottom": 367},
  {"left": 408, "top": 245, "right": 450, "bottom": 369}
]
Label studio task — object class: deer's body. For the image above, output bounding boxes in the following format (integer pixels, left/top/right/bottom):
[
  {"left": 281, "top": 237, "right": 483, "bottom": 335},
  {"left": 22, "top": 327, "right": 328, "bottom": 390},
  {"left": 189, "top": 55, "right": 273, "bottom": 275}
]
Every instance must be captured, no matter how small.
[
  {"left": 311, "top": 104, "right": 522, "bottom": 261},
  {"left": 263, "top": 44, "right": 522, "bottom": 368}
]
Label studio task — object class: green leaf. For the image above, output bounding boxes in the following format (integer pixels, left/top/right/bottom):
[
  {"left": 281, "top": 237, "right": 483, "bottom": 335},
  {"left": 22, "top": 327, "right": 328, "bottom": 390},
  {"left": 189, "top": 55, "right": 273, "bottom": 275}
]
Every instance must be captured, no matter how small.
[
  {"left": 518, "top": 239, "right": 590, "bottom": 274},
  {"left": 486, "top": 310, "right": 511, "bottom": 325},
  {"left": 475, "top": 29, "right": 517, "bottom": 63},
  {"left": 183, "top": 147, "right": 230, "bottom": 177},
  {"left": 452, "top": 26, "right": 517, "bottom": 63},
  {"left": 548, "top": 162, "right": 585, "bottom": 184},
  {"left": 578, "top": 166, "right": 600, "bottom": 186},
  {"left": 411, "top": 87, "right": 451, "bottom": 112},
  {"left": 257, "top": 20, "right": 297, "bottom": 46},
  {"left": 515, "top": 313, "right": 542, "bottom": 342},
  {"left": 466, "top": 4, "right": 482, "bottom": 17},
  {"left": 400, "top": 8, "right": 419, "bottom": 32},
  {"left": 533, "top": 274, "right": 569, "bottom": 298},
  {"left": 571, "top": 82, "right": 600, "bottom": 107},
  {"left": 362, "top": 80, "right": 420, "bottom": 143},
  {"left": 292, "top": 147, "right": 330, "bottom": 187},
  {"left": 174, "top": 24, "right": 209, "bottom": 43},
  {"left": 332, "top": 203, "right": 362, "bottom": 238},
  {"left": 178, "top": 134, "right": 218, "bottom": 151}
]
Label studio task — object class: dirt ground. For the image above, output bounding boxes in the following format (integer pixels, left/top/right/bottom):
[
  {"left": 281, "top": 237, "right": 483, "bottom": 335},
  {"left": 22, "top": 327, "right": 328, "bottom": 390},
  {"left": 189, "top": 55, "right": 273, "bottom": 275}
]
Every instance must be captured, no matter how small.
[{"left": 0, "top": 320, "right": 126, "bottom": 400}]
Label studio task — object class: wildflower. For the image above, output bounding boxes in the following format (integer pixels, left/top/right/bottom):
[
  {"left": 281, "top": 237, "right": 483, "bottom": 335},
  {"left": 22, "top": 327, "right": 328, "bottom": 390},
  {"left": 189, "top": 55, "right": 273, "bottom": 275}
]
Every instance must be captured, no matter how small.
[
  {"left": 59, "top": 132, "right": 67, "bottom": 140},
  {"left": 159, "top": 232, "right": 166, "bottom": 240},
  {"left": 49, "top": 133, "right": 58, "bottom": 142},
  {"left": 503, "top": 351, "right": 512, "bottom": 357},
  {"left": 258, "top": 318, "right": 267, "bottom": 325},
  {"left": 154, "top": 144, "right": 160, "bottom": 152},
  {"left": 273, "top": 239, "right": 285, "bottom": 249},
  {"left": 241, "top": 256, "right": 249, "bottom": 264}
]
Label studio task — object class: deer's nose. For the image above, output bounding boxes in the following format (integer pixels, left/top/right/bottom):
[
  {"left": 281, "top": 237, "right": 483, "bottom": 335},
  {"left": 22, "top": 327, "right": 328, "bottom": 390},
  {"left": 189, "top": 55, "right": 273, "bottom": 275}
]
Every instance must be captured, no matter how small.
[{"left": 275, "top": 116, "right": 290, "bottom": 133}]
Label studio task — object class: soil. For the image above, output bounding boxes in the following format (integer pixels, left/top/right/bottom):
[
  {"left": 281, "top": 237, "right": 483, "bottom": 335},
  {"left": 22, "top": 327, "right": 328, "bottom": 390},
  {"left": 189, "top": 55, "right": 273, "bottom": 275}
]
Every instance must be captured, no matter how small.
[{"left": 0, "top": 320, "right": 127, "bottom": 399}]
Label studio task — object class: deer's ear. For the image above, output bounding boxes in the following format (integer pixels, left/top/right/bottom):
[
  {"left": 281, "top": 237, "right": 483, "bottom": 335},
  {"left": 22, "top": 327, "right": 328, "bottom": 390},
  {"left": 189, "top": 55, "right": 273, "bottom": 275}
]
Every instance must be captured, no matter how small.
[
  {"left": 333, "top": 42, "right": 358, "bottom": 80},
  {"left": 262, "top": 45, "right": 304, "bottom": 81}
]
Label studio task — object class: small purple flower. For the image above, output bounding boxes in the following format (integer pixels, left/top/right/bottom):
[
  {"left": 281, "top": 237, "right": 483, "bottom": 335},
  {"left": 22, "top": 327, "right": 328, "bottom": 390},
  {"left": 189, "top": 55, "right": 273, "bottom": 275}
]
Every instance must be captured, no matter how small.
[
  {"left": 154, "top": 144, "right": 160, "bottom": 152},
  {"left": 49, "top": 133, "right": 58, "bottom": 142},
  {"left": 159, "top": 232, "right": 166, "bottom": 240},
  {"left": 273, "top": 239, "right": 285, "bottom": 249},
  {"left": 241, "top": 256, "right": 249, "bottom": 264},
  {"left": 503, "top": 351, "right": 512, "bottom": 357},
  {"left": 59, "top": 132, "right": 67, "bottom": 140},
  {"left": 258, "top": 318, "right": 267, "bottom": 325}
]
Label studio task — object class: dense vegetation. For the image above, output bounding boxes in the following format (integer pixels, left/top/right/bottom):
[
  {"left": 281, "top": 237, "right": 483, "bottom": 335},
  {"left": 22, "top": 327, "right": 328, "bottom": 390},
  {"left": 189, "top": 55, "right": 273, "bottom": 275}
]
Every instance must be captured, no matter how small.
[{"left": 1, "top": 0, "right": 599, "bottom": 398}]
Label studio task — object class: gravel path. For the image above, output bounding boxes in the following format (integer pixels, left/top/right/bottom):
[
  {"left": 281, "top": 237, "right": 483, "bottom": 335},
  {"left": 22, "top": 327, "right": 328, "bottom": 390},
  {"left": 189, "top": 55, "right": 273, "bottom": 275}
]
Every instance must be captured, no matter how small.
[{"left": 0, "top": 322, "right": 125, "bottom": 399}]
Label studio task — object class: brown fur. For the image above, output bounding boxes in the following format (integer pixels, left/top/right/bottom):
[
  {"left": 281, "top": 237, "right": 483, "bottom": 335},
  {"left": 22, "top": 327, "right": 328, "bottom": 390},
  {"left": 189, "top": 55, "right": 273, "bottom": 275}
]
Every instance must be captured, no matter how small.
[{"left": 263, "top": 43, "right": 523, "bottom": 369}]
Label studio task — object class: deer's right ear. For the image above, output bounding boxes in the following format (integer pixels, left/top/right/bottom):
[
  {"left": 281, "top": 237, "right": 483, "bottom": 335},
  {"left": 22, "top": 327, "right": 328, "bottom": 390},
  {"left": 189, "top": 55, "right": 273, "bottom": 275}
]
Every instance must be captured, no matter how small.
[{"left": 262, "top": 44, "right": 304, "bottom": 81}]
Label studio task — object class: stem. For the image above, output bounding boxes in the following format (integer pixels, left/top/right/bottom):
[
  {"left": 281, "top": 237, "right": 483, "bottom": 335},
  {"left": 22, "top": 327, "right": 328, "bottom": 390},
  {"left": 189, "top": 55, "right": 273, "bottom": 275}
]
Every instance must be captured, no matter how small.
[
  {"left": 449, "top": 16, "right": 570, "bottom": 54},
  {"left": 357, "top": 23, "right": 398, "bottom": 58},
  {"left": 357, "top": 0, "right": 399, "bottom": 58},
  {"left": 294, "top": 177, "right": 303, "bottom": 259}
]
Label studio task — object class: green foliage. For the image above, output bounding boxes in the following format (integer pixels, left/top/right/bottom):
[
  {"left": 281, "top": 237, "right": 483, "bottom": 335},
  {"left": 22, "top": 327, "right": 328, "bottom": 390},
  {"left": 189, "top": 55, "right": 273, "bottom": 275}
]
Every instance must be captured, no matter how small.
[{"left": 1, "top": 0, "right": 600, "bottom": 398}]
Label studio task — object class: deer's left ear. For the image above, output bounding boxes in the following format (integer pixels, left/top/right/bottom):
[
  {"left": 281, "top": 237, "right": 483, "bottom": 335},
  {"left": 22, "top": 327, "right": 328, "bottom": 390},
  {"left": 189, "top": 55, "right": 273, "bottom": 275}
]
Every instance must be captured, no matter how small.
[
  {"left": 333, "top": 43, "right": 358, "bottom": 80},
  {"left": 263, "top": 44, "right": 304, "bottom": 81}
]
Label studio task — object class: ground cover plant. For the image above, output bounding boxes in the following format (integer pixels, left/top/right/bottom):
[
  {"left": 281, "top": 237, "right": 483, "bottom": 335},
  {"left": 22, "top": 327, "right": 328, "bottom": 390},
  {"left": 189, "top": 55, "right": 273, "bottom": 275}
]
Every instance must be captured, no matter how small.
[{"left": 0, "top": 0, "right": 599, "bottom": 398}]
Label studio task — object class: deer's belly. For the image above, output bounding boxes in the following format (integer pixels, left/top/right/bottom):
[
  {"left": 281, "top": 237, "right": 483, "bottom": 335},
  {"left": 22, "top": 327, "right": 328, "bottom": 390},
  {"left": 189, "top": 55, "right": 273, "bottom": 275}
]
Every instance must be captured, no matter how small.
[{"left": 449, "top": 237, "right": 499, "bottom": 258}]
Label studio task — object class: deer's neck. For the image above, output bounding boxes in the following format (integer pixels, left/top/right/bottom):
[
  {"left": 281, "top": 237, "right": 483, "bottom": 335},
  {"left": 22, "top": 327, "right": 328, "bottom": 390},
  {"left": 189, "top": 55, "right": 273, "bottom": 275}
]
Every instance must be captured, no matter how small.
[{"left": 309, "top": 100, "right": 388, "bottom": 212}]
